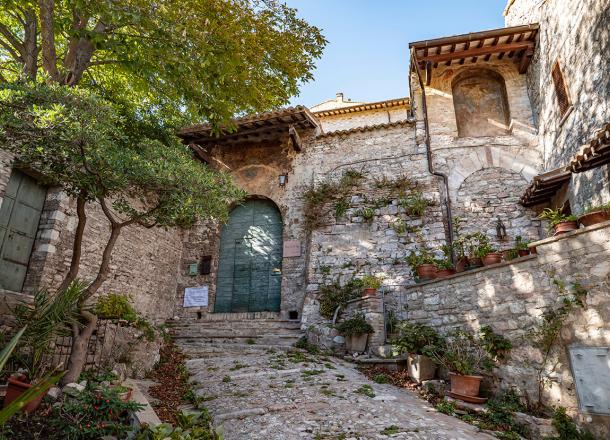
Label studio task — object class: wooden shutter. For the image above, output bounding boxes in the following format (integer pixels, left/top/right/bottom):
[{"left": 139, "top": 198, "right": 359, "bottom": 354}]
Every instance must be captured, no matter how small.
[{"left": 551, "top": 61, "right": 571, "bottom": 118}]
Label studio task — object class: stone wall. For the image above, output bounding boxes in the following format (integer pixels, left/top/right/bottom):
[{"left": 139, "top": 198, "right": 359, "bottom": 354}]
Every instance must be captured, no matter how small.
[
  {"left": 299, "top": 122, "right": 448, "bottom": 328},
  {"left": 386, "top": 221, "right": 610, "bottom": 437},
  {"left": 0, "top": 157, "right": 184, "bottom": 322},
  {"left": 412, "top": 55, "right": 544, "bottom": 249},
  {"left": 505, "top": 0, "right": 610, "bottom": 212}
]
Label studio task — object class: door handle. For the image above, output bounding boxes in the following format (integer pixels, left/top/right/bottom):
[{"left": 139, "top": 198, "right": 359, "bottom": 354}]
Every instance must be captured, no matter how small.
[{"left": 271, "top": 268, "right": 281, "bottom": 275}]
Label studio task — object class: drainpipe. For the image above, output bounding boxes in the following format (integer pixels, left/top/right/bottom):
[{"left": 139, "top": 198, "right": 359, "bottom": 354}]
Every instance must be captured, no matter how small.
[{"left": 409, "top": 49, "right": 455, "bottom": 260}]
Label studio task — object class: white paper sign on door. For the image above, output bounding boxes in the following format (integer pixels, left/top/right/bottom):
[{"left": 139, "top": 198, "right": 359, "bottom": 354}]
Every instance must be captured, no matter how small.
[{"left": 183, "top": 285, "right": 209, "bottom": 307}]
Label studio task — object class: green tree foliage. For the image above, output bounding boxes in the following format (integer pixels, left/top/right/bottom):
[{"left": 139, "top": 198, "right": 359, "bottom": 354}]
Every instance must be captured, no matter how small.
[{"left": 0, "top": 0, "right": 326, "bottom": 129}]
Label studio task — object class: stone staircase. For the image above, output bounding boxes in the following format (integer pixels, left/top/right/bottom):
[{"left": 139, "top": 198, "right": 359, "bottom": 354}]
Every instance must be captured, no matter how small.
[{"left": 169, "top": 312, "right": 304, "bottom": 349}]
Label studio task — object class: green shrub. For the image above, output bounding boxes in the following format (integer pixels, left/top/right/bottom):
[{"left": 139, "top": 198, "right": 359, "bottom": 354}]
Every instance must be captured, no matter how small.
[
  {"left": 94, "top": 293, "right": 138, "bottom": 322},
  {"left": 392, "top": 322, "right": 443, "bottom": 357},
  {"left": 428, "top": 329, "right": 491, "bottom": 375},
  {"left": 318, "top": 278, "right": 364, "bottom": 319},
  {"left": 399, "top": 191, "right": 432, "bottom": 217},
  {"left": 360, "top": 274, "right": 382, "bottom": 289},
  {"left": 336, "top": 312, "right": 373, "bottom": 337},
  {"left": 548, "top": 407, "right": 595, "bottom": 440},
  {"left": 134, "top": 410, "right": 220, "bottom": 440},
  {"left": 406, "top": 248, "right": 435, "bottom": 275}
]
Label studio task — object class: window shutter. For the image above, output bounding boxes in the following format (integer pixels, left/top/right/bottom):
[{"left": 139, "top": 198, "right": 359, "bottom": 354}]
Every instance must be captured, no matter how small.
[{"left": 552, "top": 62, "right": 571, "bottom": 118}]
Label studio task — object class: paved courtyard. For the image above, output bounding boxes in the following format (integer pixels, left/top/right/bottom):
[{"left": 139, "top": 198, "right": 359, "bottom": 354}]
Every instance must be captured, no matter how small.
[{"left": 178, "top": 341, "right": 495, "bottom": 440}]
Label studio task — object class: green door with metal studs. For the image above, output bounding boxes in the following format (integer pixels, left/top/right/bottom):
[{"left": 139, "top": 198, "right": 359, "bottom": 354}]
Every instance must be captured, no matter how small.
[
  {"left": 215, "top": 199, "right": 283, "bottom": 313},
  {"left": 0, "top": 170, "right": 46, "bottom": 292}
]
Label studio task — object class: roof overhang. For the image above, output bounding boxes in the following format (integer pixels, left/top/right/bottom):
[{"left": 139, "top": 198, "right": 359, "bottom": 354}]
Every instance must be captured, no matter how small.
[
  {"left": 178, "top": 106, "right": 319, "bottom": 146},
  {"left": 569, "top": 122, "right": 610, "bottom": 173},
  {"left": 520, "top": 167, "right": 571, "bottom": 207},
  {"left": 313, "top": 97, "right": 410, "bottom": 117},
  {"left": 409, "top": 24, "right": 539, "bottom": 85}
]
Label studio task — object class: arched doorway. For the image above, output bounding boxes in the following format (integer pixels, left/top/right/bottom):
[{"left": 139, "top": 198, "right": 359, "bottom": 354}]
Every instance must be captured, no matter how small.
[{"left": 215, "top": 198, "right": 283, "bottom": 313}]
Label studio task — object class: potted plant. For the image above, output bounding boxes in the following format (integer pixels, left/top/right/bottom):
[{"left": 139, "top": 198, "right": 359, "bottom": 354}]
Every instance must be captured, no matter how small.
[
  {"left": 538, "top": 208, "right": 578, "bottom": 235},
  {"left": 406, "top": 248, "right": 436, "bottom": 281},
  {"left": 5, "top": 283, "right": 84, "bottom": 412},
  {"left": 465, "top": 232, "right": 489, "bottom": 268},
  {"left": 452, "top": 217, "right": 469, "bottom": 272},
  {"left": 435, "top": 245, "right": 455, "bottom": 278},
  {"left": 361, "top": 275, "right": 383, "bottom": 297},
  {"left": 578, "top": 201, "right": 610, "bottom": 227},
  {"left": 428, "top": 329, "right": 492, "bottom": 402},
  {"left": 336, "top": 312, "right": 374, "bottom": 353},
  {"left": 392, "top": 323, "right": 443, "bottom": 383},
  {"left": 515, "top": 236, "right": 531, "bottom": 257},
  {"left": 477, "top": 243, "right": 503, "bottom": 266},
  {"left": 503, "top": 248, "right": 519, "bottom": 261}
]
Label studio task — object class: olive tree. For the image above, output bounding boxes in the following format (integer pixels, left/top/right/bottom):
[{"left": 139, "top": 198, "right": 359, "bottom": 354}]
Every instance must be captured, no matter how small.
[{"left": 0, "top": 83, "right": 246, "bottom": 383}]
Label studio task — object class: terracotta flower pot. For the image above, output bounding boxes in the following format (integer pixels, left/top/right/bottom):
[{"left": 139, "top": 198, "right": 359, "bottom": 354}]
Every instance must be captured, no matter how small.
[
  {"left": 4, "top": 376, "right": 46, "bottom": 413},
  {"left": 482, "top": 252, "right": 503, "bottom": 266},
  {"left": 416, "top": 264, "right": 437, "bottom": 281},
  {"left": 455, "top": 257, "right": 469, "bottom": 273},
  {"left": 553, "top": 221, "right": 578, "bottom": 235},
  {"left": 345, "top": 333, "right": 368, "bottom": 353},
  {"left": 362, "top": 287, "right": 377, "bottom": 297},
  {"left": 530, "top": 246, "right": 537, "bottom": 254},
  {"left": 468, "top": 257, "right": 483, "bottom": 269},
  {"left": 578, "top": 211, "right": 610, "bottom": 227},
  {"left": 118, "top": 388, "right": 133, "bottom": 403},
  {"left": 518, "top": 249, "right": 530, "bottom": 257},
  {"left": 407, "top": 354, "right": 437, "bottom": 383},
  {"left": 435, "top": 268, "right": 455, "bottom": 278},
  {"left": 449, "top": 372, "right": 483, "bottom": 397}
]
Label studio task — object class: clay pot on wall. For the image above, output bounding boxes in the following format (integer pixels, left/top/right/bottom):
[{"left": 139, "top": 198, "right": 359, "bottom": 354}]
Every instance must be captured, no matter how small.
[
  {"left": 578, "top": 211, "right": 610, "bottom": 227},
  {"left": 455, "top": 257, "right": 469, "bottom": 273},
  {"left": 449, "top": 372, "right": 483, "bottom": 398},
  {"left": 481, "top": 252, "right": 503, "bottom": 266},
  {"left": 553, "top": 221, "right": 578, "bottom": 235},
  {"left": 517, "top": 249, "right": 531, "bottom": 257},
  {"left": 3, "top": 375, "right": 46, "bottom": 413},
  {"left": 416, "top": 264, "right": 437, "bottom": 281},
  {"left": 468, "top": 257, "right": 484, "bottom": 269},
  {"left": 362, "top": 288, "right": 377, "bottom": 297},
  {"left": 407, "top": 354, "right": 437, "bottom": 383},
  {"left": 435, "top": 268, "right": 455, "bottom": 278}
]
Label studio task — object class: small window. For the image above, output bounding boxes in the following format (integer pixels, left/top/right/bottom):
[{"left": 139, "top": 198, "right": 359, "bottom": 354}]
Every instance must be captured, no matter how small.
[{"left": 551, "top": 61, "right": 571, "bottom": 118}]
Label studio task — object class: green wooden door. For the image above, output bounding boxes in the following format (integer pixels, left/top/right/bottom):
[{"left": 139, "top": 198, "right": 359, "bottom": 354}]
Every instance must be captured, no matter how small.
[
  {"left": 215, "top": 199, "right": 283, "bottom": 313},
  {"left": 0, "top": 170, "right": 46, "bottom": 292}
]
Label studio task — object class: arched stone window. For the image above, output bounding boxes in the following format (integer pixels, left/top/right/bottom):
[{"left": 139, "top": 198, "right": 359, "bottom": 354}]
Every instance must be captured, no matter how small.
[{"left": 452, "top": 69, "right": 510, "bottom": 137}]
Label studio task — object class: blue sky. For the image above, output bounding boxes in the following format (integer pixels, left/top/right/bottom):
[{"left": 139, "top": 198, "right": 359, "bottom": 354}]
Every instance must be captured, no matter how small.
[{"left": 285, "top": 0, "right": 508, "bottom": 107}]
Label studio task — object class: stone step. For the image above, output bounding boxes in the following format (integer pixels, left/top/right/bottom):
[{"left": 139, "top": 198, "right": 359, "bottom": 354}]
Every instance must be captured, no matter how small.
[
  {"left": 171, "top": 322, "right": 302, "bottom": 333},
  {"left": 184, "top": 311, "right": 283, "bottom": 321},
  {"left": 176, "top": 333, "right": 303, "bottom": 347}
]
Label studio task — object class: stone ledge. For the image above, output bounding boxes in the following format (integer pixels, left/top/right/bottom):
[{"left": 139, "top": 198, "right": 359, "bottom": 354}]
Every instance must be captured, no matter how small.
[
  {"left": 529, "top": 219, "right": 610, "bottom": 249},
  {"left": 402, "top": 255, "right": 538, "bottom": 290}
]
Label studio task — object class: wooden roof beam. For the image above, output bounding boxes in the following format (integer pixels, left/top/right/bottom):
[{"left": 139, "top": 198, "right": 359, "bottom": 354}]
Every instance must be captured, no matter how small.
[{"left": 420, "top": 41, "right": 534, "bottom": 63}]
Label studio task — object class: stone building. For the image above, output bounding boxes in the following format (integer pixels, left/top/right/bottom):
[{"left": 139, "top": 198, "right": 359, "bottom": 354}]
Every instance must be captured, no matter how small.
[{"left": 0, "top": 0, "right": 609, "bottom": 435}]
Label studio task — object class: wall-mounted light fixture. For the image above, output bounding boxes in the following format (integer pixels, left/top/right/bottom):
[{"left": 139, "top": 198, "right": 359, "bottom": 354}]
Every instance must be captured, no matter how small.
[
  {"left": 496, "top": 218, "right": 507, "bottom": 240},
  {"left": 278, "top": 174, "right": 288, "bottom": 187}
]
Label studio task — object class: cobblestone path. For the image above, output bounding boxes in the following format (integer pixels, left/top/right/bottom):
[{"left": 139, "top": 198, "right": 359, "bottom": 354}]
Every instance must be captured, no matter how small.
[{"left": 179, "top": 341, "right": 495, "bottom": 440}]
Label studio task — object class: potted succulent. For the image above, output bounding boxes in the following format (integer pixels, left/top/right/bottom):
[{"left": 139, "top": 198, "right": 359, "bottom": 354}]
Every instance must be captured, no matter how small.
[
  {"left": 392, "top": 322, "right": 443, "bottom": 383},
  {"left": 477, "top": 243, "right": 503, "bottom": 266},
  {"left": 428, "top": 330, "right": 492, "bottom": 402},
  {"left": 361, "top": 275, "right": 383, "bottom": 297},
  {"left": 578, "top": 201, "right": 610, "bottom": 227},
  {"left": 515, "top": 236, "right": 531, "bottom": 257},
  {"left": 336, "top": 312, "right": 374, "bottom": 353},
  {"left": 406, "top": 248, "right": 436, "bottom": 281},
  {"left": 538, "top": 208, "right": 578, "bottom": 235}
]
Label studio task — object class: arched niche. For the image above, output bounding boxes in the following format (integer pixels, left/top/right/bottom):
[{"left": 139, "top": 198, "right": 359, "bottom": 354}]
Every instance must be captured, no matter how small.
[{"left": 452, "top": 69, "right": 511, "bottom": 137}]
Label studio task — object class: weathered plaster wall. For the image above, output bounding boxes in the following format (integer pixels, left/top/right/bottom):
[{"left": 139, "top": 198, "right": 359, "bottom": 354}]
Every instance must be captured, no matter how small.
[
  {"left": 387, "top": 221, "right": 610, "bottom": 438},
  {"left": 413, "top": 58, "right": 544, "bottom": 249},
  {"left": 316, "top": 106, "right": 410, "bottom": 133},
  {"left": 506, "top": 0, "right": 610, "bottom": 212}
]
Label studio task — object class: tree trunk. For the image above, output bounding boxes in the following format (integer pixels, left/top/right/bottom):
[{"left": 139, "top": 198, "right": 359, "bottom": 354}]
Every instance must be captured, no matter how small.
[
  {"left": 82, "top": 223, "right": 122, "bottom": 301},
  {"left": 62, "top": 310, "right": 97, "bottom": 385},
  {"left": 63, "top": 21, "right": 107, "bottom": 86},
  {"left": 58, "top": 198, "right": 87, "bottom": 292},
  {"left": 38, "top": 0, "right": 61, "bottom": 82},
  {"left": 22, "top": 8, "right": 38, "bottom": 80}
]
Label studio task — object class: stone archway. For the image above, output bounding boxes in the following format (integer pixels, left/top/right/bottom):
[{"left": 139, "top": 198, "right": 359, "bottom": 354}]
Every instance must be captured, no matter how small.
[{"left": 215, "top": 198, "right": 283, "bottom": 313}]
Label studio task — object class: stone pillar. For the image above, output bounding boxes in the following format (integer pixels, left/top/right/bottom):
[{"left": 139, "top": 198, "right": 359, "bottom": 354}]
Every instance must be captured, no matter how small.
[{"left": 361, "top": 295, "right": 386, "bottom": 352}]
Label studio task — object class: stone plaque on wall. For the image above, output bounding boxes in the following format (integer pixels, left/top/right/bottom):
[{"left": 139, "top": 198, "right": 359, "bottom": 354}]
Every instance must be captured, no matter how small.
[
  {"left": 183, "top": 285, "right": 209, "bottom": 307},
  {"left": 569, "top": 346, "right": 610, "bottom": 415},
  {"left": 283, "top": 240, "right": 301, "bottom": 257}
]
